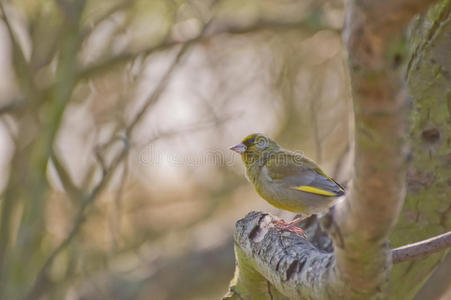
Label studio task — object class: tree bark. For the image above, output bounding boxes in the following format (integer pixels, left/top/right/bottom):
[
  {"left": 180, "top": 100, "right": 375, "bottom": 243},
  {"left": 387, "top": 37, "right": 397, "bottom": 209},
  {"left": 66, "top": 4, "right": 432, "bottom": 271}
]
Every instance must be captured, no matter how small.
[
  {"left": 389, "top": 0, "right": 451, "bottom": 298},
  {"left": 224, "top": 212, "right": 451, "bottom": 299},
  {"left": 224, "top": 0, "right": 443, "bottom": 299}
]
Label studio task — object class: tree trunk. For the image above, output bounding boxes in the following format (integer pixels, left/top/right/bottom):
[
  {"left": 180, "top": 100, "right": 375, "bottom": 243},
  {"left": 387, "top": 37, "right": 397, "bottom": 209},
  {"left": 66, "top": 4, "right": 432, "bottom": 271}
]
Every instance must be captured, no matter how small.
[{"left": 390, "top": 0, "right": 451, "bottom": 298}]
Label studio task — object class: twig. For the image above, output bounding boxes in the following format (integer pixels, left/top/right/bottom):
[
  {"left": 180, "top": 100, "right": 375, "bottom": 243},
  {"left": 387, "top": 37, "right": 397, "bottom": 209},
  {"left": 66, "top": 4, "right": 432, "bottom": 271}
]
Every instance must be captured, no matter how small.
[
  {"left": 0, "top": 2, "right": 35, "bottom": 96},
  {"left": 75, "top": 16, "right": 332, "bottom": 82},
  {"left": 24, "top": 15, "right": 204, "bottom": 300},
  {"left": 92, "top": 34, "right": 195, "bottom": 168},
  {"left": 108, "top": 153, "right": 129, "bottom": 250},
  {"left": 138, "top": 115, "right": 235, "bottom": 148},
  {"left": 0, "top": 99, "right": 23, "bottom": 115},
  {"left": 392, "top": 231, "right": 451, "bottom": 264},
  {"left": 81, "top": 0, "right": 135, "bottom": 39},
  {"left": 23, "top": 140, "right": 129, "bottom": 300},
  {"left": 125, "top": 42, "right": 192, "bottom": 137},
  {"left": 26, "top": 0, "right": 307, "bottom": 297},
  {"left": 50, "top": 151, "right": 84, "bottom": 203}
]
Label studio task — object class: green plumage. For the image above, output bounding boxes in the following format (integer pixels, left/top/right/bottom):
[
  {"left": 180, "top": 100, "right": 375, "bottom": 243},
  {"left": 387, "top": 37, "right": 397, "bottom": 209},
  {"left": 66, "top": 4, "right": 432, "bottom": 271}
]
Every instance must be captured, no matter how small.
[{"left": 230, "top": 133, "right": 345, "bottom": 215}]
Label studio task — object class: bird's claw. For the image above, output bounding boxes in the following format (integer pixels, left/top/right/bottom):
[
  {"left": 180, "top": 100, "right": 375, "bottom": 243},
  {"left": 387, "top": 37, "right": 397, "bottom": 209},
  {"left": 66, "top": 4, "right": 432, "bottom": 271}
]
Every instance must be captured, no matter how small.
[{"left": 272, "top": 219, "right": 307, "bottom": 238}]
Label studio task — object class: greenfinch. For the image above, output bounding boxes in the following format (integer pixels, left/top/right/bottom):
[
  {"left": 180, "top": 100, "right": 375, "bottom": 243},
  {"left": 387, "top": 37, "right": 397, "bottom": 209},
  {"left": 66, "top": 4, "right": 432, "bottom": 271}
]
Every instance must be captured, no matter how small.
[{"left": 230, "top": 133, "right": 344, "bottom": 234}]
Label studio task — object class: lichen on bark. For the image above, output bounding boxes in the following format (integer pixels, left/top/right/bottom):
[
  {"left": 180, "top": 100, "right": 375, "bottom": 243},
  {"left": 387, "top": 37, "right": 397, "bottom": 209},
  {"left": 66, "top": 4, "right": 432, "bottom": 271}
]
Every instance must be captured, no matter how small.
[{"left": 389, "top": 1, "right": 451, "bottom": 298}]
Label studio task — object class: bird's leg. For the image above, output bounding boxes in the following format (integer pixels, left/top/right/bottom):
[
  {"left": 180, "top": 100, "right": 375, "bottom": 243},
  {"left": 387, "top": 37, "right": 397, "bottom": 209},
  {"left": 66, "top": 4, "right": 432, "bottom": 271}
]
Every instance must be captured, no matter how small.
[
  {"left": 283, "top": 216, "right": 307, "bottom": 226},
  {"left": 272, "top": 216, "right": 308, "bottom": 236}
]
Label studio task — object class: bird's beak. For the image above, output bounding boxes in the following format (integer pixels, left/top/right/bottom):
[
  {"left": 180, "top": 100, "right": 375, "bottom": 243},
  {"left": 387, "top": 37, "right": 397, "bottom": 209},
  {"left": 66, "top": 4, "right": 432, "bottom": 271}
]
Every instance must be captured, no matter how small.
[{"left": 229, "top": 143, "right": 247, "bottom": 154}]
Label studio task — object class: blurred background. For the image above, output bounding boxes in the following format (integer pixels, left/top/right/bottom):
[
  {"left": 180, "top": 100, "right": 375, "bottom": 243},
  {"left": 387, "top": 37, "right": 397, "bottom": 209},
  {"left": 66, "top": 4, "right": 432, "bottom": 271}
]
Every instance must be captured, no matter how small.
[{"left": 0, "top": 0, "right": 353, "bottom": 299}]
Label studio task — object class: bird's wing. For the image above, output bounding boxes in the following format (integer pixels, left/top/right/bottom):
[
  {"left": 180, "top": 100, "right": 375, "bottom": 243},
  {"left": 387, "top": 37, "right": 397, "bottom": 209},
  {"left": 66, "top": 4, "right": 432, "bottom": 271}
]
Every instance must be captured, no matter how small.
[{"left": 265, "top": 152, "right": 344, "bottom": 197}]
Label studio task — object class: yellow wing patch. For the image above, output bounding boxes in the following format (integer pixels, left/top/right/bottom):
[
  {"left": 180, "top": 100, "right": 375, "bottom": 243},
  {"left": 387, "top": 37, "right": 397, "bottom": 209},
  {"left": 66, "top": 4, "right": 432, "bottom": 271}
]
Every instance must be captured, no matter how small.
[{"left": 290, "top": 186, "right": 337, "bottom": 196}]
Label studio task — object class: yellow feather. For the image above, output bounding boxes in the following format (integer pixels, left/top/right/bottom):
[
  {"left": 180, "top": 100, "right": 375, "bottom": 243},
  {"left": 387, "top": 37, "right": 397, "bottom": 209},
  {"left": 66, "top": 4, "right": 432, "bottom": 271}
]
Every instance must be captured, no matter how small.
[{"left": 290, "top": 186, "right": 337, "bottom": 196}]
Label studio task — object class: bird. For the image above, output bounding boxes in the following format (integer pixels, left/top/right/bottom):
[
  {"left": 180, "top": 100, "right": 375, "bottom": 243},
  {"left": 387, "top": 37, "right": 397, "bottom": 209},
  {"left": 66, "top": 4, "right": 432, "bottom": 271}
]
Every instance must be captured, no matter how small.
[{"left": 229, "top": 133, "right": 345, "bottom": 235}]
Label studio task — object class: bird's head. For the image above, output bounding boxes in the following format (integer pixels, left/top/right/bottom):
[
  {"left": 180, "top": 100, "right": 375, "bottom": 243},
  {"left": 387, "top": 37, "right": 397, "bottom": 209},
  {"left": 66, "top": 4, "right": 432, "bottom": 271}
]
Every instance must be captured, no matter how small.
[{"left": 230, "top": 133, "right": 279, "bottom": 165}]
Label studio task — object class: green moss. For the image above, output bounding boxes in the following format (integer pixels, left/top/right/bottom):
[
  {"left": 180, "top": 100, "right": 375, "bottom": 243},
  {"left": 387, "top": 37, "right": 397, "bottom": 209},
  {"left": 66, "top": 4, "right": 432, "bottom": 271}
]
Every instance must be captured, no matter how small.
[{"left": 389, "top": 0, "right": 451, "bottom": 299}]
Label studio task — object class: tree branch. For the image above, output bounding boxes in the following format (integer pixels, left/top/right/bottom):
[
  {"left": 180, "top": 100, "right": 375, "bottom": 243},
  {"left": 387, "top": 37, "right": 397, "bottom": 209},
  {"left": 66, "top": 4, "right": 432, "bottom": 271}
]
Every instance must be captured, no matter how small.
[
  {"left": 75, "top": 15, "right": 332, "bottom": 82},
  {"left": 224, "top": 212, "right": 338, "bottom": 300},
  {"left": 23, "top": 140, "right": 129, "bottom": 300},
  {"left": 392, "top": 231, "right": 451, "bottom": 264},
  {"left": 225, "top": 212, "right": 451, "bottom": 299},
  {"left": 0, "top": 99, "right": 23, "bottom": 116},
  {"left": 23, "top": 13, "right": 201, "bottom": 299},
  {"left": 0, "top": 2, "right": 35, "bottom": 95},
  {"left": 50, "top": 150, "right": 84, "bottom": 203},
  {"left": 81, "top": 0, "right": 135, "bottom": 39}
]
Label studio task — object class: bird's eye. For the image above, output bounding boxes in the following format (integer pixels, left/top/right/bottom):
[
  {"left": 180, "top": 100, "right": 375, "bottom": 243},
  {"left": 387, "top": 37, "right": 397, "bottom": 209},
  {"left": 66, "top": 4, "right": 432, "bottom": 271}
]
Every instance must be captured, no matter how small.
[{"left": 256, "top": 137, "right": 269, "bottom": 149}]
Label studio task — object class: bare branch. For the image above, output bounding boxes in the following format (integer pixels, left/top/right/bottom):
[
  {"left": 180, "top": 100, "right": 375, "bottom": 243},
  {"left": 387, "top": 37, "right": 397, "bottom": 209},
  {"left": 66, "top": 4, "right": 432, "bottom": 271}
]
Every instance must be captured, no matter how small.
[
  {"left": 107, "top": 155, "right": 128, "bottom": 250},
  {"left": 75, "top": 16, "right": 332, "bottom": 82},
  {"left": 137, "top": 115, "right": 236, "bottom": 148},
  {"left": 0, "top": 2, "right": 35, "bottom": 96},
  {"left": 24, "top": 138, "right": 129, "bottom": 300},
  {"left": 81, "top": 0, "right": 135, "bottom": 39},
  {"left": 125, "top": 42, "right": 192, "bottom": 137},
  {"left": 50, "top": 150, "right": 84, "bottom": 203},
  {"left": 0, "top": 98, "right": 23, "bottom": 116},
  {"left": 24, "top": 14, "right": 208, "bottom": 299},
  {"left": 392, "top": 231, "right": 451, "bottom": 264}
]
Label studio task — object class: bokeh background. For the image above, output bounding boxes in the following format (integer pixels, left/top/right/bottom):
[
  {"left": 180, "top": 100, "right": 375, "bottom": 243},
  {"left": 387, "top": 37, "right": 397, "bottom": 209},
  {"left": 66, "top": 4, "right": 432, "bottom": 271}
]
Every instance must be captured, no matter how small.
[{"left": 0, "top": 0, "right": 354, "bottom": 299}]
